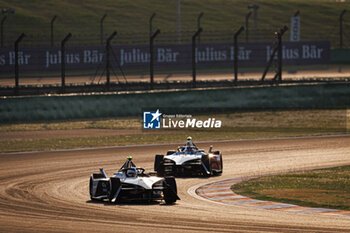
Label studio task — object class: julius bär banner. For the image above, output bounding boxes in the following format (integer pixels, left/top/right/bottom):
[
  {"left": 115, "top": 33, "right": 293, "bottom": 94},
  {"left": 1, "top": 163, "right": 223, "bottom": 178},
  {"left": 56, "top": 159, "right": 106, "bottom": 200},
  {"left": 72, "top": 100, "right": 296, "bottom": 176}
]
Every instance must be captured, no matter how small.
[{"left": 0, "top": 41, "right": 330, "bottom": 72}]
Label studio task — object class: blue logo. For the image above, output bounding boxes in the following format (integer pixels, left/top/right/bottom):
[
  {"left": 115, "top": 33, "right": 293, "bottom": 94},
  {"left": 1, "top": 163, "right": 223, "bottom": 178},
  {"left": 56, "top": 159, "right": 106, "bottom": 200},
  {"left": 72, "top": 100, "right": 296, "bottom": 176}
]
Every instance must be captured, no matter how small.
[{"left": 143, "top": 109, "right": 162, "bottom": 129}]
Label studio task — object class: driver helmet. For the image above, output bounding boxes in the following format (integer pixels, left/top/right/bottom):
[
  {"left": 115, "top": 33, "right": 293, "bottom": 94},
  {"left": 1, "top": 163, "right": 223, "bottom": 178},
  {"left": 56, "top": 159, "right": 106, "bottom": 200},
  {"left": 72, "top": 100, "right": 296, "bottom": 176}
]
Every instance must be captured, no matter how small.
[
  {"left": 126, "top": 168, "right": 137, "bottom": 177},
  {"left": 187, "top": 136, "right": 192, "bottom": 141}
]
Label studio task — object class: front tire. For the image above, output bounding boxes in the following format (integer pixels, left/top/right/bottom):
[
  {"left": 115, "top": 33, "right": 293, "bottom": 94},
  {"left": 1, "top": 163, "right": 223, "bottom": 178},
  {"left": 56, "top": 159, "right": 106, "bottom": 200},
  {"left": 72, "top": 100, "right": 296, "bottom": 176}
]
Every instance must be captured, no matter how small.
[
  {"left": 163, "top": 178, "right": 178, "bottom": 204},
  {"left": 89, "top": 176, "right": 98, "bottom": 201},
  {"left": 108, "top": 177, "right": 121, "bottom": 202}
]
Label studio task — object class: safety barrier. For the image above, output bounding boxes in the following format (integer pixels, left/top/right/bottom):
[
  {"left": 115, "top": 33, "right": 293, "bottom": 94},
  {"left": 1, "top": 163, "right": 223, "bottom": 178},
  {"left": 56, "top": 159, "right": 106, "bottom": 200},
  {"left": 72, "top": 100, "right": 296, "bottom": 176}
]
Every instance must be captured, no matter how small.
[
  {"left": 0, "top": 83, "right": 349, "bottom": 122},
  {"left": 331, "top": 49, "right": 350, "bottom": 64}
]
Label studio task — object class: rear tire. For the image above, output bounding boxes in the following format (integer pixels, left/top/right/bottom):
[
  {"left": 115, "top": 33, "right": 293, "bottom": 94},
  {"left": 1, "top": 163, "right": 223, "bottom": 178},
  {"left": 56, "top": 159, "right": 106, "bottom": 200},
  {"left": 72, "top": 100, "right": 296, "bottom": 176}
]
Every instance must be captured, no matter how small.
[
  {"left": 154, "top": 155, "right": 164, "bottom": 177},
  {"left": 163, "top": 178, "right": 178, "bottom": 204},
  {"left": 219, "top": 153, "right": 223, "bottom": 173},
  {"left": 201, "top": 154, "right": 212, "bottom": 176},
  {"left": 213, "top": 151, "right": 223, "bottom": 174}
]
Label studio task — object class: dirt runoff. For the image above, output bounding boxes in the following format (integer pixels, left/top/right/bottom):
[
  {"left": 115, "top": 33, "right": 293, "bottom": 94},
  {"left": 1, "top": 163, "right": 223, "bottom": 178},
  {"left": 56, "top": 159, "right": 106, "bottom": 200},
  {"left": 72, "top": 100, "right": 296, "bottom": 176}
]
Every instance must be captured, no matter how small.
[
  {"left": 0, "top": 135, "right": 350, "bottom": 232},
  {"left": 0, "top": 128, "right": 164, "bottom": 140},
  {"left": 1, "top": 67, "right": 350, "bottom": 86}
]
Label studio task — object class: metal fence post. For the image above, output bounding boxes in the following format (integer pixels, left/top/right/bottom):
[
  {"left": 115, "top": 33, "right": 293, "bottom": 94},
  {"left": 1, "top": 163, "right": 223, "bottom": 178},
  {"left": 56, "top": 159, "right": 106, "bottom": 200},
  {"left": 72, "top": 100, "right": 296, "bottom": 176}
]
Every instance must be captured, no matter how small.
[
  {"left": 1, "top": 16, "right": 6, "bottom": 48},
  {"left": 340, "top": 10, "right": 346, "bottom": 48},
  {"left": 176, "top": 0, "right": 181, "bottom": 43},
  {"left": 106, "top": 31, "right": 117, "bottom": 89},
  {"left": 61, "top": 33, "right": 72, "bottom": 92},
  {"left": 294, "top": 10, "right": 300, "bottom": 17},
  {"left": 234, "top": 26, "right": 244, "bottom": 83},
  {"left": 100, "top": 14, "right": 107, "bottom": 45},
  {"left": 248, "top": 4, "right": 259, "bottom": 41},
  {"left": 149, "top": 13, "right": 156, "bottom": 39},
  {"left": 245, "top": 12, "right": 252, "bottom": 43},
  {"left": 14, "top": 33, "right": 25, "bottom": 95},
  {"left": 197, "top": 12, "right": 204, "bottom": 44},
  {"left": 50, "top": 15, "right": 57, "bottom": 47},
  {"left": 277, "top": 26, "right": 288, "bottom": 82},
  {"left": 261, "top": 26, "right": 288, "bottom": 82},
  {"left": 192, "top": 27, "right": 202, "bottom": 88},
  {"left": 150, "top": 29, "right": 160, "bottom": 89}
]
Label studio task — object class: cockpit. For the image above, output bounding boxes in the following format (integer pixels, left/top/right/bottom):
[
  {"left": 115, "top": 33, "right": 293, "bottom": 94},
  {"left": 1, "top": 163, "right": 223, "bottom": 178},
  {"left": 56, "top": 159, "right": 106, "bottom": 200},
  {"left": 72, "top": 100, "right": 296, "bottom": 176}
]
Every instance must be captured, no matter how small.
[
  {"left": 126, "top": 168, "right": 137, "bottom": 177},
  {"left": 122, "top": 167, "right": 148, "bottom": 177},
  {"left": 177, "top": 146, "right": 198, "bottom": 154}
]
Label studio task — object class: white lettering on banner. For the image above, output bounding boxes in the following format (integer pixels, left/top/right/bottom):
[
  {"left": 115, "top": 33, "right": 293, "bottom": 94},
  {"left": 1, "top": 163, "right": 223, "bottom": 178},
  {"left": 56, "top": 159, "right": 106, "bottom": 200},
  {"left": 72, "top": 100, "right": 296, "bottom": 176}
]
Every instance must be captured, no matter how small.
[
  {"left": 0, "top": 55, "right": 5, "bottom": 65},
  {"left": 120, "top": 49, "right": 150, "bottom": 66},
  {"left": 266, "top": 45, "right": 300, "bottom": 62},
  {"left": 157, "top": 48, "right": 179, "bottom": 62},
  {"left": 0, "top": 41, "right": 329, "bottom": 72},
  {"left": 8, "top": 51, "right": 31, "bottom": 65},
  {"left": 83, "top": 50, "right": 103, "bottom": 64},
  {"left": 229, "top": 46, "right": 252, "bottom": 61},
  {"left": 45, "top": 51, "right": 80, "bottom": 68},
  {"left": 266, "top": 46, "right": 277, "bottom": 61},
  {"left": 195, "top": 47, "right": 227, "bottom": 63},
  {"left": 282, "top": 46, "right": 299, "bottom": 59},
  {"left": 302, "top": 45, "right": 323, "bottom": 59}
]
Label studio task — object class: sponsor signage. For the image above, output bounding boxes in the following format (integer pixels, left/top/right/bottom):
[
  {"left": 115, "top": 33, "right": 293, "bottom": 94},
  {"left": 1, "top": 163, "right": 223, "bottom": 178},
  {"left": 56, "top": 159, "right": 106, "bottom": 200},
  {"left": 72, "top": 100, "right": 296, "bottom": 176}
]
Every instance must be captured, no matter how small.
[
  {"left": 290, "top": 16, "right": 301, "bottom": 42},
  {"left": 0, "top": 41, "right": 329, "bottom": 73}
]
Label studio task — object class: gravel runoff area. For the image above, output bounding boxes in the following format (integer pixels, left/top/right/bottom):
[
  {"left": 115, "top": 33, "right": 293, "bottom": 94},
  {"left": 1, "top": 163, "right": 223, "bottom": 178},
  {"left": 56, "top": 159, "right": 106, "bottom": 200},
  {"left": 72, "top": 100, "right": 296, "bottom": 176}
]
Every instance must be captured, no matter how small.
[
  {"left": 1, "top": 67, "right": 350, "bottom": 86},
  {"left": 0, "top": 135, "right": 350, "bottom": 232}
]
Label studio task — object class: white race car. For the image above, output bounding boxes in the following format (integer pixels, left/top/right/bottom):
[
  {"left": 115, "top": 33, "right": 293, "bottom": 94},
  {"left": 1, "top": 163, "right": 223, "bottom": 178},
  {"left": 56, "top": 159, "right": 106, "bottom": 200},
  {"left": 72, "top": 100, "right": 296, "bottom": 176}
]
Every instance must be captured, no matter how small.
[
  {"left": 89, "top": 157, "right": 179, "bottom": 204},
  {"left": 154, "top": 139, "right": 223, "bottom": 177}
]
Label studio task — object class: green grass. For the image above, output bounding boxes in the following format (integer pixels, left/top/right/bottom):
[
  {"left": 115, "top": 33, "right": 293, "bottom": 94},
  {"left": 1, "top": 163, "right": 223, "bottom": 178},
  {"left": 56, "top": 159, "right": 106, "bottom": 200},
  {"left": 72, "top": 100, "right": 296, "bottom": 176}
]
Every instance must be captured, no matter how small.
[
  {"left": 0, "top": 118, "right": 140, "bottom": 131},
  {"left": 0, "top": 109, "right": 347, "bottom": 131},
  {"left": 0, "top": 0, "right": 349, "bottom": 46},
  {"left": 0, "top": 109, "right": 348, "bottom": 152},
  {"left": 0, "top": 128, "right": 337, "bottom": 153},
  {"left": 232, "top": 165, "right": 350, "bottom": 211}
]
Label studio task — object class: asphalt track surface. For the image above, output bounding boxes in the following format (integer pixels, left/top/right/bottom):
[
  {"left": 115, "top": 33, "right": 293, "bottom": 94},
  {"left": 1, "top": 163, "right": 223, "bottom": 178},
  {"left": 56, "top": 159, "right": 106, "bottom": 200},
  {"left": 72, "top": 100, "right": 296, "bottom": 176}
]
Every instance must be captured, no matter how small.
[{"left": 1, "top": 135, "right": 350, "bottom": 232}]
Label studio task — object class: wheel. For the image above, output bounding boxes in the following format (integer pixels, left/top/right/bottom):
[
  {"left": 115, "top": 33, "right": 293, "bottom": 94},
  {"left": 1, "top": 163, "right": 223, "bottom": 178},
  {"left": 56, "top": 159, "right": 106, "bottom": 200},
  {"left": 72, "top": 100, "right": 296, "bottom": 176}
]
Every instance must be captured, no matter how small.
[
  {"left": 201, "top": 154, "right": 212, "bottom": 176},
  {"left": 163, "top": 178, "right": 178, "bottom": 204},
  {"left": 154, "top": 155, "right": 164, "bottom": 177},
  {"left": 89, "top": 176, "right": 96, "bottom": 200},
  {"left": 164, "top": 160, "right": 175, "bottom": 177},
  {"left": 108, "top": 177, "right": 121, "bottom": 202},
  {"left": 213, "top": 151, "right": 223, "bottom": 174},
  {"left": 219, "top": 153, "right": 223, "bottom": 173},
  {"left": 154, "top": 155, "right": 164, "bottom": 171}
]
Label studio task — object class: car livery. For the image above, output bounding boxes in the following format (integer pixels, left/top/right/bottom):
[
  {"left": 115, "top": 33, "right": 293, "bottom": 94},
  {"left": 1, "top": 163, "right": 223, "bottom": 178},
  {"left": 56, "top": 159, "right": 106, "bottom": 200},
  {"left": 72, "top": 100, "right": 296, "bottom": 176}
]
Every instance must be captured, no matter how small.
[
  {"left": 154, "top": 142, "right": 223, "bottom": 177},
  {"left": 89, "top": 157, "right": 179, "bottom": 204}
]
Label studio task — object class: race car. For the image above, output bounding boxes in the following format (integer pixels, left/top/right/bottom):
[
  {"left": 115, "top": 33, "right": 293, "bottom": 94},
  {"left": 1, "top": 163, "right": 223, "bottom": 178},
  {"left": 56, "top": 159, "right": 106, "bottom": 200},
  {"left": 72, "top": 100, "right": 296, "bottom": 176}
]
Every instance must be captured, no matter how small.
[
  {"left": 154, "top": 137, "right": 223, "bottom": 177},
  {"left": 89, "top": 156, "right": 180, "bottom": 204}
]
